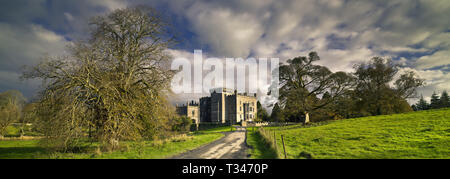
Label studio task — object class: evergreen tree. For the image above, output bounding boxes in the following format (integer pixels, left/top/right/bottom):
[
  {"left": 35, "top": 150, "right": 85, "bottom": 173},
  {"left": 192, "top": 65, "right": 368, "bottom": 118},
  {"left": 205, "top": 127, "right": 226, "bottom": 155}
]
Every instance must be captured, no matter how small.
[
  {"left": 256, "top": 101, "right": 269, "bottom": 121},
  {"left": 416, "top": 95, "right": 430, "bottom": 110},
  {"left": 440, "top": 90, "right": 450, "bottom": 108},
  {"left": 270, "top": 103, "right": 283, "bottom": 122},
  {"left": 411, "top": 104, "right": 418, "bottom": 111},
  {"left": 430, "top": 92, "right": 440, "bottom": 109}
]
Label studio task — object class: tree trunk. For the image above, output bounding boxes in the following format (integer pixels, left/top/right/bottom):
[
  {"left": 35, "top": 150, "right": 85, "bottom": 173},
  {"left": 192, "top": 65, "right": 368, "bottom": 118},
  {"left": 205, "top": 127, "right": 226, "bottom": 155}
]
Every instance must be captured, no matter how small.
[
  {"left": 303, "top": 112, "right": 310, "bottom": 124},
  {"left": 20, "top": 125, "right": 25, "bottom": 138},
  {"left": 109, "top": 138, "right": 120, "bottom": 151}
]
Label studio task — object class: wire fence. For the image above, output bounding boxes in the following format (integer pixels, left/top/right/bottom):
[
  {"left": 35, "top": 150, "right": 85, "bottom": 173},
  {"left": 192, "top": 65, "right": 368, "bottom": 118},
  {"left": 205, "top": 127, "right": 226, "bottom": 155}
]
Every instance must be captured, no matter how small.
[{"left": 256, "top": 126, "right": 287, "bottom": 159}]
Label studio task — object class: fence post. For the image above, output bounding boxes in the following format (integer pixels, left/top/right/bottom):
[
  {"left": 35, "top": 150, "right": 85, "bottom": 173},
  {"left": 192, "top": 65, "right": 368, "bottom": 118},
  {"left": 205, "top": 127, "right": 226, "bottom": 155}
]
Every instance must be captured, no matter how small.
[
  {"left": 273, "top": 131, "right": 277, "bottom": 151},
  {"left": 281, "top": 134, "right": 287, "bottom": 159}
]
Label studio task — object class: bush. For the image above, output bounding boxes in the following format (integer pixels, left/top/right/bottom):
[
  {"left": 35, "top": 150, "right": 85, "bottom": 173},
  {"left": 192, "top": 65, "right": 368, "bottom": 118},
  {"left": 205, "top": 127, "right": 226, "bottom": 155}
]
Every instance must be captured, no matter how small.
[{"left": 172, "top": 116, "right": 192, "bottom": 133}]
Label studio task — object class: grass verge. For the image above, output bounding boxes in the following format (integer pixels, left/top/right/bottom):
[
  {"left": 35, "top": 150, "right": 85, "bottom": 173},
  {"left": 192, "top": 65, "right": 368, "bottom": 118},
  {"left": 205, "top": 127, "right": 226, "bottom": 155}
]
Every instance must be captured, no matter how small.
[
  {"left": 246, "top": 127, "right": 278, "bottom": 159},
  {"left": 0, "top": 129, "right": 225, "bottom": 159}
]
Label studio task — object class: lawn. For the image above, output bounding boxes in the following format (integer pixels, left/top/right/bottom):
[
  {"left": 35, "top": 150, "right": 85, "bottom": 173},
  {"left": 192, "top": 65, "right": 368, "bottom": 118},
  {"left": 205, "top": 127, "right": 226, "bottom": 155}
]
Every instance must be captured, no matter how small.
[
  {"left": 249, "top": 108, "right": 450, "bottom": 159},
  {"left": 0, "top": 128, "right": 225, "bottom": 159},
  {"left": 195, "top": 125, "right": 237, "bottom": 133}
]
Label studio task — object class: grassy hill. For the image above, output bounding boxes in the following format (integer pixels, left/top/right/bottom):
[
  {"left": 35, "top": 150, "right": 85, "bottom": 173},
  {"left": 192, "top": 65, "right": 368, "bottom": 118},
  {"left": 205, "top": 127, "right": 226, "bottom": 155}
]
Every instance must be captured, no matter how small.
[{"left": 248, "top": 108, "right": 450, "bottom": 159}]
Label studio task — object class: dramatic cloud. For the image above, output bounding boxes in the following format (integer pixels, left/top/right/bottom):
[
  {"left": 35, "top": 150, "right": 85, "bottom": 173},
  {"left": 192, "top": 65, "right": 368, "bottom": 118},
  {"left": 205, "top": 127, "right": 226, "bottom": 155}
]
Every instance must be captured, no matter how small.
[
  {"left": 0, "top": 0, "right": 449, "bottom": 105},
  {"left": 415, "top": 51, "right": 450, "bottom": 70},
  {"left": 0, "top": 0, "right": 126, "bottom": 99},
  {"left": 160, "top": 0, "right": 450, "bottom": 104},
  {"left": 0, "top": 23, "right": 69, "bottom": 100}
]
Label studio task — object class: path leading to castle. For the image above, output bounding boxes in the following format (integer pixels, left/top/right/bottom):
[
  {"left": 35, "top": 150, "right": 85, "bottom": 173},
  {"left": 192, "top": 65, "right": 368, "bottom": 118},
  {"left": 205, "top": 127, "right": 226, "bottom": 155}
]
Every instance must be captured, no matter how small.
[{"left": 170, "top": 126, "right": 248, "bottom": 159}]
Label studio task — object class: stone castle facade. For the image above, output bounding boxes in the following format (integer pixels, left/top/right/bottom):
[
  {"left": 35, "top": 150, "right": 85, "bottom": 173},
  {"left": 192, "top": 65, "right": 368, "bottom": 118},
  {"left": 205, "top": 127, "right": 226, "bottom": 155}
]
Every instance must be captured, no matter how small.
[
  {"left": 177, "top": 88, "right": 257, "bottom": 124},
  {"left": 176, "top": 101, "right": 200, "bottom": 124}
]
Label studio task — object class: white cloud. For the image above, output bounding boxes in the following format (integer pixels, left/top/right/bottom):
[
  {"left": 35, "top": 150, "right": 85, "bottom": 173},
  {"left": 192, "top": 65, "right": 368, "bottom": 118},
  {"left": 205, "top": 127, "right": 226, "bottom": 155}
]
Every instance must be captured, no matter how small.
[
  {"left": 422, "top": 33, "right": 450, "bottom": 49},
  {"left": 32, "top": 25, "right": 66, "bottom": 42},
  {"left": 87, "top": 0, "right": 127, "bottom": 11},
  {"left": 185, "top": 3, "right": 264, "bottom": 57},
  {"left": 166, "top": 49, "right": 278, "bottom": 107},
  {"left": 415, "top": 50, "right": 450, "bottom": 70}
]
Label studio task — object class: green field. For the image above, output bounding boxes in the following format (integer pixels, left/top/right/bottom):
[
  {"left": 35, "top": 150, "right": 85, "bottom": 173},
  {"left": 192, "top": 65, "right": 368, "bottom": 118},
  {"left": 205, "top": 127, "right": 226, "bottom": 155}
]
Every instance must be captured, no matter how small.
[
  {"left": 249, "top": 108, "right": 450, "bottom": 159},
  {"left": 0, "top": 129, "right": 224, "bottom": 159},
  {"left": 195, "top": 125, "right": 238, "bottom": 133}
]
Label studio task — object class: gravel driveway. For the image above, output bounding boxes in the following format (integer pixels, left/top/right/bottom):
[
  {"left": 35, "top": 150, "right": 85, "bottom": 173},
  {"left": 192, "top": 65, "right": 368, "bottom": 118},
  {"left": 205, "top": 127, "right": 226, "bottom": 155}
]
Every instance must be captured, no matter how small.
[{"left": 170, "top": 126, "right": 248, "bottom": 159}]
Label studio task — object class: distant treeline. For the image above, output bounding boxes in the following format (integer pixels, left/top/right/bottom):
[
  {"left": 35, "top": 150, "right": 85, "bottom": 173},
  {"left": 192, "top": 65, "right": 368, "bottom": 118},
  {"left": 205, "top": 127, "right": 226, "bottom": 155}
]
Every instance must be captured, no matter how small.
[
  {"left": 413, "top": 91, "right": 450, "bottom": 111},
  {"left": 0, "top": 90, "right": 29, "bottom": 138}
]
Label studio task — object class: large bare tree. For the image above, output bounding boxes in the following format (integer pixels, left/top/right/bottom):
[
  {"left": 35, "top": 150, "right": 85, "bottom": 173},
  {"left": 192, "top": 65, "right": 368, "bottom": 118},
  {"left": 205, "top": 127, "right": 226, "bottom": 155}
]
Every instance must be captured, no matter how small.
[{"left": 23, "top": 7, "right": 175, "bottom": 151}]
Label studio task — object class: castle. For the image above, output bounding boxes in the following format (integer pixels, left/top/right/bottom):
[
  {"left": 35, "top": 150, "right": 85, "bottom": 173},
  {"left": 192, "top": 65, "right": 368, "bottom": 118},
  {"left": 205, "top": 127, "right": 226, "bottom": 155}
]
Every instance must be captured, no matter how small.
[{"left": 176, "top": 88, "right": 258, "bottom": 125}]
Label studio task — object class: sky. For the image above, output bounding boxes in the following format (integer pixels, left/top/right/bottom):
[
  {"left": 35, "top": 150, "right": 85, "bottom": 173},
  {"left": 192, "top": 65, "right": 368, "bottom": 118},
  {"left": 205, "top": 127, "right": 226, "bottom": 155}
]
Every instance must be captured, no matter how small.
[{"left": 0, "top": 0, "right": 449, "bottom": 107}]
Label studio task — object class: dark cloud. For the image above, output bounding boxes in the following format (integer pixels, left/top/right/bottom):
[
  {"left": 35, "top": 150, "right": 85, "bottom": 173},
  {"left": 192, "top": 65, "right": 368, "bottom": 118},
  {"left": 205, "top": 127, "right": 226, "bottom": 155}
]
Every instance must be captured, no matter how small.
[{"left": 0, "top": 0, "right": 126, "bottom": 98}]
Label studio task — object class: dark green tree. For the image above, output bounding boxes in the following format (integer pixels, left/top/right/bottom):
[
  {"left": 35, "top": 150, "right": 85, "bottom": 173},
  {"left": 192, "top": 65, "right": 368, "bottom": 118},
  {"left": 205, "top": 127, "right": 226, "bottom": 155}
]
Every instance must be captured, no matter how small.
[
  {"left": 411, "top": 104, "right": 418, "bottom": 111},
  {"left": 172, "top": 116, "right": 192, "bottom": 133},
  {"left": 277, "top": 52, "right": 355, "bottom": 122},
  {"left": 354, "top": 57, "right": 423, "bottom": 115},
  {"left": 256, "top": 101, "right": 269, "bottom": 121},
  {"left": 430, "top": 92, "right": 440, "bottom": 109},
  {"left": 439, "top": 91, "right": 450, "bottom": 108},
  {"left": 328, "top": 90, "right": 359, "bottom": 119},
  {"left": 415, "top": 95, "right": 430, "bottom": 111},
  {"left": 270, "top": 103, "right": 283, "bottom": 122}
]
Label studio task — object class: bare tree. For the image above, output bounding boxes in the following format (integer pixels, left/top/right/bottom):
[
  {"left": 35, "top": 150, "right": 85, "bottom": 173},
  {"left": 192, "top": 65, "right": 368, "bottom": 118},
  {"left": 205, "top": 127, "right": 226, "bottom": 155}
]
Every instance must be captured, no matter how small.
[
  {"left": 23, "top": 7, "right": 175, "bottom": 151},
  {"left": 0, "top": 98, "right": 21, "bottom": 138},
  {"left": 0, "top": 90, "right": 25, "bottom": 138}
]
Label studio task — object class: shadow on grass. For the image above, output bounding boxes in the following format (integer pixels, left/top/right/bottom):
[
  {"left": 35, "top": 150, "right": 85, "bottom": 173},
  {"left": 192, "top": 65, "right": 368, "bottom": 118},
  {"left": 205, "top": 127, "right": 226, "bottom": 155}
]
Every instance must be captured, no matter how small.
[
  {"left": 247, "top": 131, "right": 278, "bottom": 159},
  {"left": 0, "top": 147, "right": 47, "bottom": 159}
]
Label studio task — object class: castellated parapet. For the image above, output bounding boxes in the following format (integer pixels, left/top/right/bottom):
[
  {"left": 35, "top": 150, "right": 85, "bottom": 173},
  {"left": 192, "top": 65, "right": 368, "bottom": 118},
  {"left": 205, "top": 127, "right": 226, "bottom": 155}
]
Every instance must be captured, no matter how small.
[{"left": 178, "top": 88, "right": 257, "bottom": 125}]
